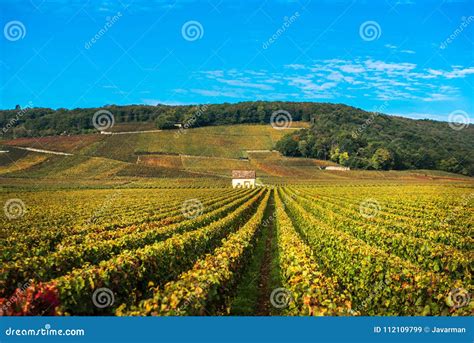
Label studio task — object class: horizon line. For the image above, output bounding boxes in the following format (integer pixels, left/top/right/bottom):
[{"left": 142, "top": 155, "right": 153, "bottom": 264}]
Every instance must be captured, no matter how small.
[{"left": 2, "top": 100, "right": 463, "bottom": 124}]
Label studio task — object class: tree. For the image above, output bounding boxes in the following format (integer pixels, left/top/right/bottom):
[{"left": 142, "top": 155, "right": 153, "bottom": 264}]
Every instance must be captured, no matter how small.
[
  {"left": 439, "top": 158, "right": 462, "bottom": 173},
  {"left": 275, "top": 134, "right": 300, "bottom": 157},
  {"left": 371, "top": 148, "right": 394, "bottom": 170},
  {"left": 329, "top": 146, "right": 341, "bottom": 163},
  {"left": 155, "top": 115, "right": 175, "bottom": 129},
  {"left": 298, "top": 140, "right": 309, "bottom": 157},
  {"left": 338, "top": 151, "right": 350, "bottom": 166}
]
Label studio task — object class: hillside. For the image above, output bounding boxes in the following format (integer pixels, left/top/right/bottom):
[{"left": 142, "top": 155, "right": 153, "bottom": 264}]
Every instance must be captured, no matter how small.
[
  {"left": 276, "top": 109, "right": 473, "bottom": 176},
  {"left": 0, "top": 124, "right": 333, "bottom": 180},
  {"left": 0, "top": 123, "right": 471, "bottom": 184},
  {"left": 1, "top": 101, "right": 472, "bottom": 175}
]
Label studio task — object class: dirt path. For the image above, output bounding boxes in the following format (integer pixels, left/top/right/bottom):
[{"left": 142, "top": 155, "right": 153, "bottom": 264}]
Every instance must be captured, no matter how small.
[
  {"left": 100, "top": 129, "right": 162, "bottom": 135},
  {"left": 14, "top": 146, "right": 73, "bottom": 156},
  {"left": 256, "top": 192, "right": 276, "bottom": 315}
]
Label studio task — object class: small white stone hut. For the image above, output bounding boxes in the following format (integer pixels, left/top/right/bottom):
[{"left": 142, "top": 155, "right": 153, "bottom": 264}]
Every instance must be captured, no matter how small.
[{"left": 232, "top": 170, "right": 256, "bottom": 188}]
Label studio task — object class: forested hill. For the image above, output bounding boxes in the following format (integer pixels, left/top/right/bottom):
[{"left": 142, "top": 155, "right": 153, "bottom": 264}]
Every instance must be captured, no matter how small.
[
  {"left": 275, "top": 109, "right": 473, "bottom": 176},
  {"left": 0, "top": 101, "right": 472, "bottom": 175},
  {"left": 0, "top": 101, "right": 325, "bottom": 136}
]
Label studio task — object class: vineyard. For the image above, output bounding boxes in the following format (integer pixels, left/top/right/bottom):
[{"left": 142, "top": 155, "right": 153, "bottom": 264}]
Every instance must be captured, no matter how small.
[{"left": 0, "top": 183, "right": 472, "bottom": 316}]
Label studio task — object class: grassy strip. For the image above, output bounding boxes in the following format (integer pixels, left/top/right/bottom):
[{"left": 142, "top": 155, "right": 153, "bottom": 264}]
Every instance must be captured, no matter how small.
[{"left": 229, "top": 191, "right": 281, "bottom": 315}]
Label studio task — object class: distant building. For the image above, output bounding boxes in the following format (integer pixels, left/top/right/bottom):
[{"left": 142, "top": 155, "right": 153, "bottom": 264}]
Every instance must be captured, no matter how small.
[
  {"left": 325, "top": 166, "right": 350, "bottom": 171},
  {"left": 232, "top": 170, "right": 256, "bottom": 188}
]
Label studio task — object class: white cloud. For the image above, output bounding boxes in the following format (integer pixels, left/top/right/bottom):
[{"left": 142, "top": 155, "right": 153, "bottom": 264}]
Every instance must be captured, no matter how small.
[
  {"left": 327, "top": 71, "right": 356, "bottom": 83},
  {"left": 422, "top": 93, "right": 457, "bottom": 102},
  {"left": 202, "top": 70, "right": 225, "bottom": 78},
  {"left": 215, "top": 78, "right": 274, "bottom": 91},
  {"left": 339, "top": 64, "right": 365, "bottom": 73},
  {"left": 427, "top": 67, "right": 474, "bottom": 79},
  {"left": 384, "top": 44, "right": 416, "bottom": 54},
  {"left": 364, "top": 60, "right": 416, "bottom": 73},
  {"left": 191, "top": 88, "right": 245, "bottom": 98},
  {"left": 261, "top": 78, "right": 280, "bottom": 84},
  {"left": 284, "top": 64, "right": 306, "bottom": 70},
  {"left": 198, "top": 58, "right": 471, "bottom": 102}
]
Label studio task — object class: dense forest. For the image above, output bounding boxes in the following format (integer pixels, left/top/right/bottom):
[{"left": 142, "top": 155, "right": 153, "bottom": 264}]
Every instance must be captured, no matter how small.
[
  {"left": 0, "top": 101, "right": 472, "bottom": 175},
  {"left": 275, "top": 109, "right": 473, "bottom": 176}
]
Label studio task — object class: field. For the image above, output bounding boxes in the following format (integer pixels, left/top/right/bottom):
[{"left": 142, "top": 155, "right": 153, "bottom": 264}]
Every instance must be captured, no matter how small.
[
  {"left": 2, "top": 123, "right": 470, "bottom": 181},
  {"left": 0, "top": 124, "right": 325, "bottom": 179},
  {"left": 0, "top": 182, "right": 472, "bottom": 316},
  {"left": 0, "top": 123, "right": 472, "bottom": 317}
]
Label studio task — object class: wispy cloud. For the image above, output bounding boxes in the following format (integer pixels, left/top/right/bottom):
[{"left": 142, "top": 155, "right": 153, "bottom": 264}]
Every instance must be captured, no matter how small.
[
  {"left": 215, "top": 78, "right": 274, "bottom": 91},
  {"left": 384, "top": 44, "right": 416, "bottom": 54},
  {"left": 190, "top": 89, "right": 247, "bottom": 98},
  {"left": 427, "top": 67, "right": 474, "bottom": 79},
  {"left": 198, "top": 58, "right": 472, "bottom": 102}
]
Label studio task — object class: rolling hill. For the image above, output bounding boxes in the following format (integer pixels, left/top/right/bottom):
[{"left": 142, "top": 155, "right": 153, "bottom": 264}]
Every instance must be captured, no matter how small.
[
  {"left": 1, "top": 101, "right": 472, "bottom": 176},
  {"left": 0, "top": 123, "right": 471, "bottom": 185}
]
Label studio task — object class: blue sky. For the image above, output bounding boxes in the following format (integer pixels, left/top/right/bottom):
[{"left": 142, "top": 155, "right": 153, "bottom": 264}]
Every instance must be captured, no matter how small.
[{"left": 1, "top": 0, "right": 473, "bottom": 121}]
